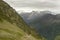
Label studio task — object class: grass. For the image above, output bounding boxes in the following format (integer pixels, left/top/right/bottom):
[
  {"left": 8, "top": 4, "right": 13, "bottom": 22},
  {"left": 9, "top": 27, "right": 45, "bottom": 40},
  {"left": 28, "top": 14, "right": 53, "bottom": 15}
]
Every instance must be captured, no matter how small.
[
  {"left": 0, "top": 20, "right": 24, "bottom": 40},
  {"left": 0, "top": 19, "right": 43, "bottom": 40},
  {"left": 55, "top": 35, "right": 60, "bottom": 40}
]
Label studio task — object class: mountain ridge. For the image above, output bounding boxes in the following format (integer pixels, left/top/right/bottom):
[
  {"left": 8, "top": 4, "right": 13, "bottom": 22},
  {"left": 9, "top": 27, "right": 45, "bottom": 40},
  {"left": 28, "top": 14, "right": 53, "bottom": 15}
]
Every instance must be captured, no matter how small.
[{"left": 0, "top": 0, "right": 44, "bottom": 40}]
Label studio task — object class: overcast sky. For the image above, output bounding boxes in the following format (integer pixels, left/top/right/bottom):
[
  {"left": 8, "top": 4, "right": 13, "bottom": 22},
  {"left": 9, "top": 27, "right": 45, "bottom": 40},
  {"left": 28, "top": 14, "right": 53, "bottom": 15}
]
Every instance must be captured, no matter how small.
[{"left": 3, "top": 0, "right": 60, "bottom": 14}]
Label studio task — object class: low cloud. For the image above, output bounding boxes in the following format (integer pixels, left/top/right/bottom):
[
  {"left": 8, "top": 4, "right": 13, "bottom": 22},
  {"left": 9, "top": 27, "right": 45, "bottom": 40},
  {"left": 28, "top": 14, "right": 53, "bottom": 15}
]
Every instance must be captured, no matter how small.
[{"left": 3, "top": 0, "right": 60, "bottom": 13}]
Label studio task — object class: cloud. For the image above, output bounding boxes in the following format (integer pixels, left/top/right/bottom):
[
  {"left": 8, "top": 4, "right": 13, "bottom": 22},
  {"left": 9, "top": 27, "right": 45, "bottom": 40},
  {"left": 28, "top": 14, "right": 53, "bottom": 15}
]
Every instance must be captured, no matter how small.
[
  {"left": 4, "top": 0, "right": 60, "bottom": 7},
  {"left": 3, "top": 0, "right": 60, "bottom": 13}
]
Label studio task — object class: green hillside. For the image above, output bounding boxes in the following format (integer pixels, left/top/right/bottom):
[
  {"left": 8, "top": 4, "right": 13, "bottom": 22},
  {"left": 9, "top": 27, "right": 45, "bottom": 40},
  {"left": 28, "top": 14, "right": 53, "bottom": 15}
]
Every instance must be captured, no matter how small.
[
  {"left": 0, "top": 19, "right": 41, "bottom": 40},
  {"left": 0, "top": 0, "right": 45, "bottom": 40}
]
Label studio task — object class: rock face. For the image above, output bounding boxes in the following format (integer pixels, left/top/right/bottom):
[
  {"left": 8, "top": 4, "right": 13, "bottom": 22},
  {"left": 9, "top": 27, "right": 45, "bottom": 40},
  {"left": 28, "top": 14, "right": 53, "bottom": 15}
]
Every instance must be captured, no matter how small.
[
  {"left": 20, "top": 11, "right": 60, "bottom": 40},
  {"left": 0, "top": 0, "right": 43, "bottom": 40}
]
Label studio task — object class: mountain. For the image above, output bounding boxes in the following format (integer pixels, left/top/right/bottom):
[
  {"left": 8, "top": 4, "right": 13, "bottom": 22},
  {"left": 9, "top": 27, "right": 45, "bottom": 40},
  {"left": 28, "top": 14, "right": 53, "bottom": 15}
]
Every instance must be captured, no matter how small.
[
  {"left": 20, "top": 11, "right": 52, "bottom": 23},
  {"left": 20, "top": 11, "right": 60, "bottom": 40},
  {"left": 0, "top": 0, "right": 45, "bottom": 40}
]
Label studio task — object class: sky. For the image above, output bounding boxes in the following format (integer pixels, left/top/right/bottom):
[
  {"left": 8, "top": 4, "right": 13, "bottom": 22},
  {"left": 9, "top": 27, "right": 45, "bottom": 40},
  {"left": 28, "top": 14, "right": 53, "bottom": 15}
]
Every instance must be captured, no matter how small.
[{"left": 3, "top": 0, "right": 60, "bottom": 14}]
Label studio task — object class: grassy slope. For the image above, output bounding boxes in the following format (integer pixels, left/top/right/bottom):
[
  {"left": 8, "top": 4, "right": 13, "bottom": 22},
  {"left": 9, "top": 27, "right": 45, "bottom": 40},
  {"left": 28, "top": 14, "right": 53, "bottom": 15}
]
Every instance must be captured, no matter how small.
[
  {"left": 55, "top": 36, "right": 60, "bottom": 40},
  {"left": 0, "top": 20, "right": 42, "bottom": 40},
  {"left": 0, "top": 20, "right": 24, "bottom": 40},
  {"left": 0, "top": 0, "right": 44, "bottom": 40}
]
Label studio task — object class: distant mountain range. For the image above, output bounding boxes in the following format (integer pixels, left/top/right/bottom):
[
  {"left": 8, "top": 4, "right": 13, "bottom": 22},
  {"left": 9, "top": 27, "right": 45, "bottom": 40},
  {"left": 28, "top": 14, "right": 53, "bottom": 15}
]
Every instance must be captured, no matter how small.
[{"left": 20, "top": 11, "right": 60, "bottom": 40}]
